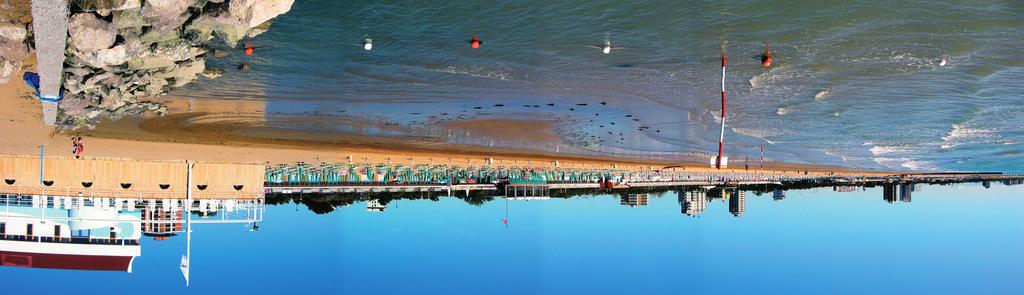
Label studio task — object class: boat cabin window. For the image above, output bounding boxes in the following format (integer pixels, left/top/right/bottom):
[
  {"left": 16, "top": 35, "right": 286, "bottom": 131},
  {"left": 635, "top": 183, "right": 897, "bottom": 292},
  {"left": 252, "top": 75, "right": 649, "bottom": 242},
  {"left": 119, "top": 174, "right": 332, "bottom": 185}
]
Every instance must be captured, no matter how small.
[
  {"left": 26, "top": 224, "right": 33, "bottom": 237},
  {"left": 1, "top": 222, "right": 5, "bottom": 234},
  {"left": 54, "top": 225, "right": 60, "bottom": 237}
]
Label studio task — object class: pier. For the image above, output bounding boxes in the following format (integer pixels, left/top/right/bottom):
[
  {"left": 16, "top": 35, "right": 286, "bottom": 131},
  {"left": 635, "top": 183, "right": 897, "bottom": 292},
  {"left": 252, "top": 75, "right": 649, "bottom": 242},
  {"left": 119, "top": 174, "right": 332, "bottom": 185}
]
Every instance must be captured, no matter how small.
[
  {"left": 264, "top": 161, "right": 1024, "bottom": 195},
  {"left": 2, "top": 156, "right": 1018, "bottom": 200}
]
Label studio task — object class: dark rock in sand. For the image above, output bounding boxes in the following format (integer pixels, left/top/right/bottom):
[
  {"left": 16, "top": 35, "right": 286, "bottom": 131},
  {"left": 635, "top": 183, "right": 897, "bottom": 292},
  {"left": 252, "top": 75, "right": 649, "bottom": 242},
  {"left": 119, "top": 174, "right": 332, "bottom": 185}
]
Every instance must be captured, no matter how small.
[
  {"left": 211, "top": 49, "right": 230, "bottom": 57},
  {"left": 201, "top": 67, "right": 225, "bottom": 78}
]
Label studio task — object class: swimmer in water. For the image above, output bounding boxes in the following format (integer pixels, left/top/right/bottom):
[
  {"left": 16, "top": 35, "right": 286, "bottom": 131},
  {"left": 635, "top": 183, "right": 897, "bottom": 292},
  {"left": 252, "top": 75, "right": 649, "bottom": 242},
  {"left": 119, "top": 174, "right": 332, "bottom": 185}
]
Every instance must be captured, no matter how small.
[
  {"left": 758, "top": 42, "right": 773, "bottom": 68},
  {"left": 587, "top": 33, "right": 621, "bottom": 54},
  {"left": 469, "top": 34, "right": 482, "bottom": 49},
  {"left": 243, "top": 40, "right": 257, "bottom": 55}
]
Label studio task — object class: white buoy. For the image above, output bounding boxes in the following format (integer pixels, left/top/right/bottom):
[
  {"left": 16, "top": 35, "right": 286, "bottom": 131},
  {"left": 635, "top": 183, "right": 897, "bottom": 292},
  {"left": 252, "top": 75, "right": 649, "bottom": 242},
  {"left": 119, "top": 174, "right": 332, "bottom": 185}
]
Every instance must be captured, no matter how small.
[
  {"left": 938, "top": 58, "right": 947, "bottom": 67},
  {"left": 589, "top": 34, "right": 616, "bottom": 54},
  {"left": 363, "top": 38, "right": 373, "bottom": 51}
]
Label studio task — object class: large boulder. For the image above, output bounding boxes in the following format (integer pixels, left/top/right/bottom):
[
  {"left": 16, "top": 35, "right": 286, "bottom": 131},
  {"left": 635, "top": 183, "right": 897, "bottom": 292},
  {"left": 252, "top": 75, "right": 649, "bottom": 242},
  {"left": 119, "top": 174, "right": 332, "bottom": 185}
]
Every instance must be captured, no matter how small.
[
  {"left": 127, "top": 55, "right": 176, "bottom": 70},
  {"left": 0, "top": 42, "right": 30, "bottom": 61},
  {"left": 186, "top": 13, "right": 249, "bottom": 47},
  {"left": 71, "top": 44, "right": 131, "bottom": 67},
  {"left": 154, "top": 58, "right": 205, "bottom": 86},
  {"left": 141, "top": 0, "right": 192, "bottom": 32},
  {"left": 0, "top": 23, "right": 27, "bottom": 43},
  {"left": 74, "top": 0, "right": 143, "bottom": 12},
  {"left": 75, "top": 0, "right": 142, "bottom": 16},
  {"left": 229, "top": 0, "right": 294, "bottom": 27},
  {"left": 59, "top": 94, "right": 93, "bottom": 117},
  {"left": 112, "top": 8, "right": 146, "bottom": 29},
  {"left": 246, "top": 19, "right": 272, "bottom": 38},
  {"left": 68, "top": 13, "right": 117, "bottom": 52},
  {"left": 152, "top": 38, "right": 206, "bottom": 61},
  {"left": 138, "top": 27, "right": 181, "bottom": 45},
  {"left": 143, "top": 0, "right": 191, "bottom": 15}
]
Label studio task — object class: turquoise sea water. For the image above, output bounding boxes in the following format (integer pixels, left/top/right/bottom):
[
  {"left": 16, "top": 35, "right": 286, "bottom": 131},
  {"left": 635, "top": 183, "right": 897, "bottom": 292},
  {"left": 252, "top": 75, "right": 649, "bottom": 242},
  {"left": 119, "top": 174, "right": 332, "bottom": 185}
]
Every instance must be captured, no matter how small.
[
  {"left": 3, "top": 182, "right": 1023, "bottom": 294},
  {"left": 179, "top": 0, "right": 1024, "bottom": 173}
]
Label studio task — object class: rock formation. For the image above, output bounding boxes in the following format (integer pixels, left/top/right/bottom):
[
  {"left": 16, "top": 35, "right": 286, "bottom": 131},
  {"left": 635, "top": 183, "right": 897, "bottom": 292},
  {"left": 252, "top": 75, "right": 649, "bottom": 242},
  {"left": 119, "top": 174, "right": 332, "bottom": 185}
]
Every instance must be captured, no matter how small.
[{"left": 45, "top": 0, "right": 290, "bottom": 128}]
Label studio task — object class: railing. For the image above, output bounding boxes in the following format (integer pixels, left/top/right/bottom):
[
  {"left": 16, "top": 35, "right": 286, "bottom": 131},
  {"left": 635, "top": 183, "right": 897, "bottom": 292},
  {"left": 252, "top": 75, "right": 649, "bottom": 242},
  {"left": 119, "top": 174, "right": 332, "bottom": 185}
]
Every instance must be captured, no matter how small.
[
  {"left": 0, "top": 186, "right": 263, "bottom": 200},
  {"left": 0, "top": 234, "right": 139, "bottom": 246},
  {"left": 0, "top": 195, "right": 265, "bottom": 225},
  {"left": 265, "top": 161, "right": 857, "bottom": 188}
]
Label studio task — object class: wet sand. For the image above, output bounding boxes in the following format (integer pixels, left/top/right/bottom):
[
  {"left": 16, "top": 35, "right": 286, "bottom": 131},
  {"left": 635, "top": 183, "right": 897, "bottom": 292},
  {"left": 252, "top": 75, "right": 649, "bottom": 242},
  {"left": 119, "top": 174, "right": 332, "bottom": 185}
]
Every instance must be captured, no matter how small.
[{"left": 440, "top": 118, "right": 562, "bottom": 144}]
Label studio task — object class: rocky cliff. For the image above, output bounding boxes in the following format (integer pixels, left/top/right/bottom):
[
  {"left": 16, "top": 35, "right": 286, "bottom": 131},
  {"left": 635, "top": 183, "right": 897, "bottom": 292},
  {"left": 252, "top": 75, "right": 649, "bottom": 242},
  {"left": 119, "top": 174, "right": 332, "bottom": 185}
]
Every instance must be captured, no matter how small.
[{"left": 0, "top": 0, "right": 294, "bottom": 128}]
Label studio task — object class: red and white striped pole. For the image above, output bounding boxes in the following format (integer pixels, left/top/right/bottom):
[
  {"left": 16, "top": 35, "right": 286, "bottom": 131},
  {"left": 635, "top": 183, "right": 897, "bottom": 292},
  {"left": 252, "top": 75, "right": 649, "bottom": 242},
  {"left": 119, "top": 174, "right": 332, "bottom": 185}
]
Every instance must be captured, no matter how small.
[{"left": 716, "top": 52, "right": 727, "bottom": 169}]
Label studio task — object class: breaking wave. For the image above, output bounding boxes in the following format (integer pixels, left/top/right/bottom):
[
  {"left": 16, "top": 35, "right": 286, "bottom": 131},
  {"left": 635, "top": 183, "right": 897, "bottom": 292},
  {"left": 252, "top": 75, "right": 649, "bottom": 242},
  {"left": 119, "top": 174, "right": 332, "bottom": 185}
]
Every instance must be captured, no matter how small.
[
  {"left": 869, "top": 145, "right": 911, "bottom": 156},
  {"left": 940, "top": 123, "right": 997, "bottom": 149},
  {"left": 436, "top": 65, "right": 518, "bottom": 81},
  {"left": 814, "top": 88, "right": 830, "bottom": 101}
]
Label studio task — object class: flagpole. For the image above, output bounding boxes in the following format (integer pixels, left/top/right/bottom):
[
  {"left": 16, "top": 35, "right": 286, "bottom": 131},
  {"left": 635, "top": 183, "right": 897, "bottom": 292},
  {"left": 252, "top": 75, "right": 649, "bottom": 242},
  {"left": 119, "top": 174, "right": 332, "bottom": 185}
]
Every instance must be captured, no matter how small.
[{"left": 717, "top": 52, "right": 727, "bottom": 169}]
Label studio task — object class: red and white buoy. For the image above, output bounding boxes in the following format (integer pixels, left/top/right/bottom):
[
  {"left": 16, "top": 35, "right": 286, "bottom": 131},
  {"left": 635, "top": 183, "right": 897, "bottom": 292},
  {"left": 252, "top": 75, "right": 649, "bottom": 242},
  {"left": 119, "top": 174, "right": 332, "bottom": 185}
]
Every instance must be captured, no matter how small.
[{"left": 716, "top": 52, "right": 727, "bottom": 169}]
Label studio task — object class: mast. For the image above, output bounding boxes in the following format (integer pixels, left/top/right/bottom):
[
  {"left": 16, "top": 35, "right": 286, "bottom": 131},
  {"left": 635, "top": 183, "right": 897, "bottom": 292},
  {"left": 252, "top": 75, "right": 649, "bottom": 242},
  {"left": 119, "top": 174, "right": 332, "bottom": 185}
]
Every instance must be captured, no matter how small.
[{"left": 181, "top": 161, "right": 193, "bottom": 286}]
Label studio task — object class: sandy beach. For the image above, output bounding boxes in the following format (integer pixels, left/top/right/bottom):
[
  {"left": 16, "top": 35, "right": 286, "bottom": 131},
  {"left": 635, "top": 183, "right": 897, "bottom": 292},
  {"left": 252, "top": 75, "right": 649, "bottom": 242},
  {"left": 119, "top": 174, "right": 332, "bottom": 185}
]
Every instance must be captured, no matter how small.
[{"left": 0, "top": 70, "right": 893, "bottom": 178}]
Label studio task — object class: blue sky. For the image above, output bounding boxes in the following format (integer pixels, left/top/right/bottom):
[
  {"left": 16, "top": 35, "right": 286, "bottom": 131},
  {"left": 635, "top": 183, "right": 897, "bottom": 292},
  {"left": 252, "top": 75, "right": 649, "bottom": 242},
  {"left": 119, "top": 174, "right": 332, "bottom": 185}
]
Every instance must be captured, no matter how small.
[{"left": 4, "top": 183, "right": 1023, "bottom": 294}]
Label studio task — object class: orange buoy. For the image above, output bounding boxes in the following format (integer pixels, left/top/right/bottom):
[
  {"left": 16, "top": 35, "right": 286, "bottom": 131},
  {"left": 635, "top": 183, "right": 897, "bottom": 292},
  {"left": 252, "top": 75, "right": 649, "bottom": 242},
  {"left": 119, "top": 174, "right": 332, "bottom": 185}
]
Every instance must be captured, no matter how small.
[
  {"left": 470, "top": 34, "right": 481, "bottom": 49},
  {"left": 244, "top": 47, "right": 254, "bottom": 55}
]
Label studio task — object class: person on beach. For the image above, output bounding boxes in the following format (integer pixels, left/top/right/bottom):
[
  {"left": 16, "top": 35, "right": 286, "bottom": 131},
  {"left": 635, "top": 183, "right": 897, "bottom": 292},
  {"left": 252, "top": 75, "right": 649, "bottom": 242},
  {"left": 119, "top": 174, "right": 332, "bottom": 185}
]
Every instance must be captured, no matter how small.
[
  {"left": 71, "top": 136, "right": 84, "bottom": 159},
  {"left": 77, "top": 137, "right": 84, "bottom": 159}
]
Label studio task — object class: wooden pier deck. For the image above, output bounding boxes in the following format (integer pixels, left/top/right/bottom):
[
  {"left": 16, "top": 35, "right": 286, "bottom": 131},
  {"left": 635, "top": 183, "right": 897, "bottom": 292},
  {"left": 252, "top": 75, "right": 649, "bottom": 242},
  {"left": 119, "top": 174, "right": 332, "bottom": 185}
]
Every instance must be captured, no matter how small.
[{"left": 0, "top": 155, "right": 265, "bottom": 199}]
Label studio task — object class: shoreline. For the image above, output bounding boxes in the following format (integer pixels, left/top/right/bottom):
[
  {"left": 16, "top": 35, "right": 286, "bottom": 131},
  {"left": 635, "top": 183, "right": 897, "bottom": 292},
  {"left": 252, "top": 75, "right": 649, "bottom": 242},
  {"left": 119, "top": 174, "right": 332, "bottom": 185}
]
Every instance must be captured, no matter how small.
[{"left": 4, "top": 74, "right": 890, "bottom": 178}]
